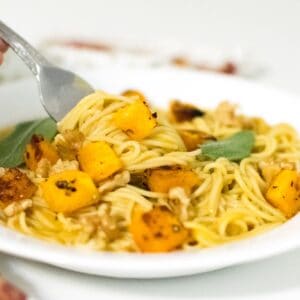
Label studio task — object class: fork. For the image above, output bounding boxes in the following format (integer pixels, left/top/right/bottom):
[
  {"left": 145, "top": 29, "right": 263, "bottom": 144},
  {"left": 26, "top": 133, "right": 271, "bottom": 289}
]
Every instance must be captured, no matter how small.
[{"left": 0, "top": 20, "right": 94, "bottom": 121}]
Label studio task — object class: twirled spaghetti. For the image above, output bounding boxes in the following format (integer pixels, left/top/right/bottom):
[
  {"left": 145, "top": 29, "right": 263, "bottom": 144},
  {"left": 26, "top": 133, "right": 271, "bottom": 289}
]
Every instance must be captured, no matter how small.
[{"left": 1, "top": 89, "right": 299, "bottom": 253}]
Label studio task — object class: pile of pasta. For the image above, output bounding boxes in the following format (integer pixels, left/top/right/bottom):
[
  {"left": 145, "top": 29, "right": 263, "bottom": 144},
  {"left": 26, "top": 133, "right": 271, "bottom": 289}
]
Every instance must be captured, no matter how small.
[{"left": 1, "top": 90, "right": 300, "bottom": 252}]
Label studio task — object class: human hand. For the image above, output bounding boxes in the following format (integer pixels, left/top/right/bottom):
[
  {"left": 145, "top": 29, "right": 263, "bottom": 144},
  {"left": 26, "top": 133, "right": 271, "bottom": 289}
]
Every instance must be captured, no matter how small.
[{"left": 0, "top": 39, "right": 8, "bottom": 65}]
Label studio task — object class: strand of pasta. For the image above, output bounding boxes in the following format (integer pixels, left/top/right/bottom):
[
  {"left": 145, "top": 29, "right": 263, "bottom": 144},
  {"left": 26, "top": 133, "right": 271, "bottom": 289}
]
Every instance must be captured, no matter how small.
[{"left": 1, "top": 91, "right": 298, "bottom": 251}]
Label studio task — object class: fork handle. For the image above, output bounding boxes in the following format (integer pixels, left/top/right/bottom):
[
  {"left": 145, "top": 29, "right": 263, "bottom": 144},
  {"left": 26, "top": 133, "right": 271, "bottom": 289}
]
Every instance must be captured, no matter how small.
[{"left": 0, "top": 20, "right": 51, "bottom": 76}]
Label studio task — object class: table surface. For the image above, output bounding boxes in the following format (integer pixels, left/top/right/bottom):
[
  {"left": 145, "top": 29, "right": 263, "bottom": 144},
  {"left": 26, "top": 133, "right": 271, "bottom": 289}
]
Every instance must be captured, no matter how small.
[{"left": 2, "top": 1, "right": 300, "bottom": 299}]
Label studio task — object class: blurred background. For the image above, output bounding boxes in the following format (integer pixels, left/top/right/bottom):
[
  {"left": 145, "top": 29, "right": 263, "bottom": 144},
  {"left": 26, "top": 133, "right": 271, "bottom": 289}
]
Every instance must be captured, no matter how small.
[{"left": 1, "top": 0, "right": 300, "bottom": 93}]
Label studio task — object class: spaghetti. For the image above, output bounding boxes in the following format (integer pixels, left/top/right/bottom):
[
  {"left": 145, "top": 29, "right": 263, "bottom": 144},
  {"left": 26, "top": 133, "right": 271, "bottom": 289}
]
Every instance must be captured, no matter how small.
[{"left": 1, "top": 90, "right": 299, "bottom": 253}]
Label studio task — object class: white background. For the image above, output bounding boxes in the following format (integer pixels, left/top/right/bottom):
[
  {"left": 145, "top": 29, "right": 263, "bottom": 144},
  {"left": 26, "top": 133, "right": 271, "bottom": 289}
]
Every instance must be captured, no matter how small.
[
  {"left": 2, "top": 0, "right": 300, "bottom": 94},
  {"left": 1, "top": 0, "right": 300, "bottom": 299}
]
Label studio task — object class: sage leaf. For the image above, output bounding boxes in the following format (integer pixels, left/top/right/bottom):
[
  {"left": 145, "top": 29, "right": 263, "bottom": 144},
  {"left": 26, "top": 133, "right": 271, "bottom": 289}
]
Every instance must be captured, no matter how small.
[
  {"left": 0, "top": 118, "right": 57, "bottom": 168},
  {"left": 201, "top": 130, "right": 255, "bottom": 161}
]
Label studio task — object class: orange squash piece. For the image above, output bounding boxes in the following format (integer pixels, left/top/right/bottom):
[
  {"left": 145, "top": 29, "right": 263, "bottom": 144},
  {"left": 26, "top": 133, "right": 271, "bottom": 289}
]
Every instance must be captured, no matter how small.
[
  {"left": 169, "top": 100, "right": 205, "bottom": 123},
  {"left": 147, "top": 167, "right": 200, "bottom": 194},
  {"left": 78, "top": 141, "right": 122, "bottom": 182},
  {"left": 122, "top": 90, "right": 146, "bottom": 101},
  {"left": 130, "top": 205, "right": 188, "bottom": 252},
  {"left": 179, "top": 129, "right": 216, "bottom": 151},
  {"left": 40, "top": 170, "right": 98, "bottom": 213},
  {"left": 24, "top": 135, "right": 59, "bottom": 171},
  {"left": 266, "top": 169, "right": 300, "bottom": 217},
  {"left": 113, "top": 99, "right": 157, "bottom": 140},
  {"left": 0, "top": 168, "right": 37, "bottom": 203}
]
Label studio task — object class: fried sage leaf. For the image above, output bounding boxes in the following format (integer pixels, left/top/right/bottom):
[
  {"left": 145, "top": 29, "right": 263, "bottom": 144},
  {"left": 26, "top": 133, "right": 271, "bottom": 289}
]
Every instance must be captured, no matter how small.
[
  {"left": 200, "top": 131, "right": 255, "bottom": 161},
  {"left": 0, "top": 118, "right": 57, "bottom": 167}
]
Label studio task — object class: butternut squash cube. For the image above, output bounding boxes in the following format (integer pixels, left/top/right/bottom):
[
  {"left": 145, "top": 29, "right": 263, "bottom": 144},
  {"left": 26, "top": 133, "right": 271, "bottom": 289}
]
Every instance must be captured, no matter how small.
[
  {"left": 169, "top": 100, "right": 205, "bottom": 123},
  {"left": 179, "top": 129, "right": 216, "bottom": 151},
  {"left": 78, "top": 142, "right": 122, "bottom": 182},
  {"left": 130, "top": 205, "right": 188, "bottom": 252},
  {"left": 147, "top": 167, "right": 200, "bottom": 194},
  {"left": 122, "top": 89, "right": 146, "bottom": 101},
  {"left": 113, "top": 99, "right": 157, "bottom": 140},
  {"left": 24, "top": 135, "right": 59, "bottom": 171},
  {"left": 266, "top": 169, "right": 300, "bottom": 218},
  {"left": 0, "top": 168, "right": 37, "bottom": 203},
  {"left": 40, "top": 170, "right": 98, "bottom": 213}
]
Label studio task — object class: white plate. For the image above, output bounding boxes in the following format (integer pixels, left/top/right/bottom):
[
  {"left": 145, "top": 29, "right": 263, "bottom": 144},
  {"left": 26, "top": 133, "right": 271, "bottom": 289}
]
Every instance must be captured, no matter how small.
[{"left": 0, "top": 68, "right": 300, "bottom": 279}]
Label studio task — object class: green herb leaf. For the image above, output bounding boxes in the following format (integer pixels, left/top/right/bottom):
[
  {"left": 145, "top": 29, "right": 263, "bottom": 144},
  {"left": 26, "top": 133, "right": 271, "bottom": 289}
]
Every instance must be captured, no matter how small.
[
  {"left": 200, "top": 130, "right": 255, "bottom": 161},
  {"left": 0, "top": 118, "right": 57, "bottom": 167}
]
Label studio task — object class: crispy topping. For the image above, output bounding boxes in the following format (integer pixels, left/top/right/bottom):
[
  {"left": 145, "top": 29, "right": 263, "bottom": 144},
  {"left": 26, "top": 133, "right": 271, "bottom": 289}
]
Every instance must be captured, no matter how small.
[
  {"left": 215, "top": 101, "right": 240, "bottom": 127},
  {"left": 55, "top": 129, "right": 84, "bottom": 160},
  {"left": 242, "top": 117, "right": 270, "bottom": 134},
  {"left": 31, "top": 134, "right": 44, "bottom": 161},
  {"left": 0, "top": 168, "right": 37, "bottom": 203},
  {"left": 129, "top": 172, "right": 149, "bottom": 189},
  {"left": 170, "top": 100, "right": 205, "bottom": 123}
]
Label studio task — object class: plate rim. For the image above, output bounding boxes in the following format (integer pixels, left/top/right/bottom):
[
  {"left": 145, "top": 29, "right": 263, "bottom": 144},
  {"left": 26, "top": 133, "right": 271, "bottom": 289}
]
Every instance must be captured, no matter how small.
[{"left": 0, "top": 67, "right": 300, "bottom": 278}]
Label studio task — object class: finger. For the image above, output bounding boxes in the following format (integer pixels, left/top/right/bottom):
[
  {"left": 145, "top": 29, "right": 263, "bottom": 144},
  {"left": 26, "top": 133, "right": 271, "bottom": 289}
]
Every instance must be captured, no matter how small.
[{"left": 0, "top": 39, "right": 8, "bottom": 52}]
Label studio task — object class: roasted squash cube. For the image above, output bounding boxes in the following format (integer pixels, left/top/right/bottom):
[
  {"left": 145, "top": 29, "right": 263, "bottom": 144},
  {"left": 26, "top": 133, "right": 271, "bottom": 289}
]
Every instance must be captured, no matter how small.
[
  {"left": 169, "top": 100, "right": 205, "bottom": 123},
  {"left": 179, "top": 129, "right": 216, "bottom": 151},
  {"left": 147, "top": 167, "right": 200, "bottom": 194},
  {"left": 130, "top": 205, "right": 188, "bottom": 252},
  {"left": 78, "top": 142, "right": 122, "bottom": 182},
  {"left": 266, "top": 169, "right": 300, "bottom": 218},
  {"left": 122, "top": 90, "right": 146, "bottom": 101},
  {"left": 40, "top": 170, "right": 98, "bottom": 213},
  {"left": 113, "top": 99, "right": 157, "bottom": 140},
  {"left": 24, "top": 135, "right": 59, "bottom": 171},
  {"left": 0, "top": 168, "right": 37, "bottom": 203}
]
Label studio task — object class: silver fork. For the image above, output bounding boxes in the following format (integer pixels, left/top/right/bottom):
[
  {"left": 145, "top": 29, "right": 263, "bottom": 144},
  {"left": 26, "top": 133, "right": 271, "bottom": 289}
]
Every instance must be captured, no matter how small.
[{"left": 0, "top": 20, "right": 94, "bottom": 121}]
